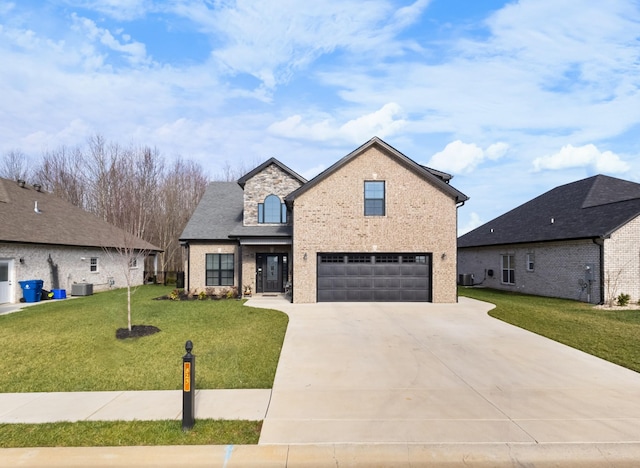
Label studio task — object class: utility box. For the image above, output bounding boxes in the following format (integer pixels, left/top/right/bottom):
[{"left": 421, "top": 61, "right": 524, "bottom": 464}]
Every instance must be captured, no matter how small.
[
  {"left": 458, "top": 274, "right": 474, "bottom": 286},
  {"left": 71, "top": 283, "right": 93, "bottom": 296}
]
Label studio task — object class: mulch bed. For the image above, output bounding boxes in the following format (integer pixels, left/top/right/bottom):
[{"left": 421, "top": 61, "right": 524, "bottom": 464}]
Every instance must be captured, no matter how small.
[{"left": 116, "top": 325, "right": 161, "bottom": 339}]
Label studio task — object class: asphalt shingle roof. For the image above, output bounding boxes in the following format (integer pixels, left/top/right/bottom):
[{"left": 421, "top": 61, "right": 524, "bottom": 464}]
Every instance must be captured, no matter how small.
[
  {"left": 458, "top": 174, "right": 640, "bottom": 248},
  {"left": 179, "top": 182, "right": 244, "bottom": 241},
  {"left": 0, "top": 178, "right": 160, "bottom": 251}
]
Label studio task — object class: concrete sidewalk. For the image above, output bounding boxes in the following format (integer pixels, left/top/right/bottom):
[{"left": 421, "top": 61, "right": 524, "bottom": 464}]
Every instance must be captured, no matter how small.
[{"left": 0, "top": 389, "right": 271, "bottom": 423}]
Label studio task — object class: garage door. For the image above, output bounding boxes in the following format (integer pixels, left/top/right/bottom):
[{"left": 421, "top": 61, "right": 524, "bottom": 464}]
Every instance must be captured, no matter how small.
[{"left": 317, "top": 253, "right": 432, "bottom": 302}]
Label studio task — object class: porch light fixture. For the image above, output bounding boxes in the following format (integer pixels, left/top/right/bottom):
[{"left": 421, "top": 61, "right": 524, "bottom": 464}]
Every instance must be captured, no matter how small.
[{"left": 303, "top": 253, "right": 307, "bottom": 260}]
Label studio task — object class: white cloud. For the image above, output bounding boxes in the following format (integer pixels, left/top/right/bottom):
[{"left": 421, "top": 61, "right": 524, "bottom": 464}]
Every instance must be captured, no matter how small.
[
  {"left": 66, "top": 0, "right": 152, "bottom": 21},
  {"left": 70, "top": 14, "right": 149, "bottom": 66},
  {"left": 532, "top": 144, "right": 630, "bottom": 174},
  {"left": 176, "top": 0, "right": 430, "bottom": 88},
  {"left": 427, "top": 140, "right": 509, "bottom": 174},
  {"left": 268, "top": 103, "right": 406, "bottom": 143},
  {"left": 458, "top": 212, "right": 482, "bottom": 236}
]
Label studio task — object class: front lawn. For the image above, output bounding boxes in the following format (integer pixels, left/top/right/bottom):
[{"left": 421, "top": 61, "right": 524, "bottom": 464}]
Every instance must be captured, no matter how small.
[
  {"left": 0, "top": 286, "right": 289, "bottom": 392},
  {"left": 459, "top": 287, "right": 640, "bottom": 373}
]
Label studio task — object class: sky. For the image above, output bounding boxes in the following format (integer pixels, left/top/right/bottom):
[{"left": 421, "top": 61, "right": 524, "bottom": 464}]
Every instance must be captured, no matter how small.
[{"left": 1, "top": 0, "right": 640, "bottom": 235}]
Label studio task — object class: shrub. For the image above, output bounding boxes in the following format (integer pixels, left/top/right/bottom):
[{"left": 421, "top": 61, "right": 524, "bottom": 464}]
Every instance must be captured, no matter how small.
[
  {"left": 616, "top": 293, "right": 631, "bottom": 307},
  {"left": 198, "top": 290, "right": 208, "bottom": 300},
  {"left": 168, "top": 289, "right": 180, "bottom": 301}
]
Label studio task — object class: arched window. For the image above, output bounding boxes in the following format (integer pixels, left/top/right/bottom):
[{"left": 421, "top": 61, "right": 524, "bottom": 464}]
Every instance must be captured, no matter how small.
[{"left": 258, "top": 194, "right": 287, "bottom": 223}]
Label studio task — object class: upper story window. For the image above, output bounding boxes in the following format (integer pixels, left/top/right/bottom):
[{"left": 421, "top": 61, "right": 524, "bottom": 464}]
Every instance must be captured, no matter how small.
[
  {"left": 258, "top": 194, "right": 287, "bottom": 224},
  {"left": 364, "top": 181, "right": 385, "bottom": 216}
]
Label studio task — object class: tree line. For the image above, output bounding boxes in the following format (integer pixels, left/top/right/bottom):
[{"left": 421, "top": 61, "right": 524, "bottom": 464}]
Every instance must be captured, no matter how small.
[{"left": 1, "top": 135, "right": 211, "bottom": 273}]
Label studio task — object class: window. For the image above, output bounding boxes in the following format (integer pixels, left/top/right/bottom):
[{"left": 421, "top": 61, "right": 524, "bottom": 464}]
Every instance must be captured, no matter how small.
[
  {"left": 501, "top": 255, "right": 515, "bottom": 284},
  {"left": 258, "top": 194, "right": 287, "bottom": 223},
  {"left": 206, "top": 254, "right": 234, "bottom": 286},
  {"left": 90, "top": 257, "right": 98, "bottom": 272},
  {"left": 403, "top": 255, "right": 427, "bottom": 264},
  {"left": 526, "top": 253, "right": 535, "bottom": 271},
  {"left": 364, "top": 181, "right": 385, "bottom": 216},
  {"left": 129, "top": 257, "right": 138, "bottom": 269}
]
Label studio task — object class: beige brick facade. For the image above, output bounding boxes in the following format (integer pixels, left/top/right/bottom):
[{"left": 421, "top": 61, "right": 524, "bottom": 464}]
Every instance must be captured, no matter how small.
[
  {"left": 186, "top": 242, "right": 238, "bottom": 294},
  {"left": 291, "top": 146, "right": 459, "bottom": 303},
  {"left": 603, "top": 215, "right": 640, "bottom": 304},
  {"left": 182, "top": 139, "right": 464, "bottom": 304}
]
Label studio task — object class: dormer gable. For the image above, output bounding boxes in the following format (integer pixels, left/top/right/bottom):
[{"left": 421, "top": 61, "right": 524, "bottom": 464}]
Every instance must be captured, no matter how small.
[{"left": 237, "top": 158, "right": 307, "bottom": 226}]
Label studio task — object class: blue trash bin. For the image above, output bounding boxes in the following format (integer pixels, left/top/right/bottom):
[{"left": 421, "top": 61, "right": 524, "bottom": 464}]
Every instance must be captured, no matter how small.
[{"left": 19, "top": 280, "right": 44, "bottom": 303}]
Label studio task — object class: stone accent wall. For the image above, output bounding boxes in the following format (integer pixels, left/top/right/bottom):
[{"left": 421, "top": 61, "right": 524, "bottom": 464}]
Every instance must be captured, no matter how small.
[
  {"left": 186, "top": 242, "right": 239, "bottom": 294},
  {"left": 0, "top": 243, "right": 146, "bottom": 304},
  {"left": 291, "top": 146, "right": 459, "bottom": 303},
  {"left": 603, "top": 216, "right": 640, "bottom": 304},
  {"left": 457, "top": 239, "right": 602, "bottom": 303},
  {"left": 243, "top": 164, "right": 304, "bottom": 226}
]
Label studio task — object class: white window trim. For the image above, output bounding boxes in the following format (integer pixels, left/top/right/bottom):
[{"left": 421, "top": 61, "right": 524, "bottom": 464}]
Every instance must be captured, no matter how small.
[{"left": 526, "top": 253, "right": 535, "bottom": 272}]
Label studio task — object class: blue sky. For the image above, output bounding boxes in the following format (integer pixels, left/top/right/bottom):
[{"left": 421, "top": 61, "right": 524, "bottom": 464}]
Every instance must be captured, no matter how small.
[{"left": 1, "top": 0, "right": 639, "bottom": 234}]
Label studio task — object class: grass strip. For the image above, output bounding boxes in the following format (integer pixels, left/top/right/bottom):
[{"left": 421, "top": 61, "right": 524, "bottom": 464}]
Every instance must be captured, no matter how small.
[
  {"left": 0, "top": 419, "right": 261, "bottom": 448},
  {"left": 459, "top": 287, "right": 640, "bottom": 373}
]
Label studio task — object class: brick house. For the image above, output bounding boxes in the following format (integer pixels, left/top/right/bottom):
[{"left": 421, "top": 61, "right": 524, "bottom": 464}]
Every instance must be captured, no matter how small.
[
  {"left": 0, "top": 177, "right": 160, "bottom": 304},
  {"left": 180, "top": 137, "right": 468, "bottom": 303},
  {"left": 457, "top": 175, "right": 640, "bottom": 304}
]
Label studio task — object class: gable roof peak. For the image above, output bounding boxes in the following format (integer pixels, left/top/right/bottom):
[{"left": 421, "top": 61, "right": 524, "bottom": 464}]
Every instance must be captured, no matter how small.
[
  {"left": 285, "top": 136, "right": 468, "bottom": 204},
  {"left": 237, "top": 157, "right": 307, "bottom": 188}
]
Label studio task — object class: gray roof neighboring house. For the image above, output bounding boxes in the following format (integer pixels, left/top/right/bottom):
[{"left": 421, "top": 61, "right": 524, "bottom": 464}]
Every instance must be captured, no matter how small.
[
  {"left": 285, "top": 137, "right": 468, "bottom": 205},
  {"left": 0, "top": 177, "right": 160, "bottom": 251},
  {"left": 458, "top": 175, "right": 640, "bottom": 248}
]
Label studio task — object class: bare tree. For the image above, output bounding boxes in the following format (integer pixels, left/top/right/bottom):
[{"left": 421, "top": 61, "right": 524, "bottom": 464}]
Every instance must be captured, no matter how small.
[
  {"left": 155, "top": 157, "right": 208, "bottom": 272},
  {"left": 34, "top": 146, "right": 87, "bottom": 208},
  {"left": 1, "top": 150, "right": 32, "bottom": 181}
]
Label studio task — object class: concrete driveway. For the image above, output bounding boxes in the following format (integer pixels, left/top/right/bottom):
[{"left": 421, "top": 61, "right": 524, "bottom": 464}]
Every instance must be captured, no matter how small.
[{"left": 247, "top": 296, "right": 640, "bottom": 445}]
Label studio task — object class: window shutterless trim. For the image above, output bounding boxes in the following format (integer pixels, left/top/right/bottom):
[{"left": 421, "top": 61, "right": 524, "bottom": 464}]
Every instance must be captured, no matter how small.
[{"left": 364, "top": 181, "right": 385, "bottom": 216}]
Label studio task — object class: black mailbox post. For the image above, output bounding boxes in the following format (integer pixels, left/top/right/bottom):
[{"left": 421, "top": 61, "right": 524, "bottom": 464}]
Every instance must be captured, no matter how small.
[{"left": 182, "top": 340, "right": 195, "bottom": 431}]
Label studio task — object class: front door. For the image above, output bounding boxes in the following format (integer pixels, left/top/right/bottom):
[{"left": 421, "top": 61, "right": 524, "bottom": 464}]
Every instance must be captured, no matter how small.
[
  {"left": 256, "top": 253, "right": 288, "bottom": 293},
  {"left": 0, "top": 260, "right": 11, "bottom": 304}
]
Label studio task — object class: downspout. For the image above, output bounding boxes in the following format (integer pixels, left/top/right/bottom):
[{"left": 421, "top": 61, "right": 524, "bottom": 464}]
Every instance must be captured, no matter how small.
[
  {"left": 593, "top": 237, "right": 605, "bottom": 305},
  {"left": 455, "top": 198, "right": 466, "bottom": 302},
  {"left": 238, "top": 244, "right": 243, "bottom": 299},
  {"left": 186, "top": 243, "right": 190, "bottom": 291}
]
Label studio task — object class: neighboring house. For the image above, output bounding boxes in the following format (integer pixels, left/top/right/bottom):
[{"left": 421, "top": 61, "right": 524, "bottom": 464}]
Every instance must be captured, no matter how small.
[
  {"left": 180, "top": 137, "right": 468, "bottom": 303},
  {"left": 457, "top": 174, "right": 640, "bottom": 305},
  {"left": 0, "top": 177, "right": 161, "bottom": 304}
]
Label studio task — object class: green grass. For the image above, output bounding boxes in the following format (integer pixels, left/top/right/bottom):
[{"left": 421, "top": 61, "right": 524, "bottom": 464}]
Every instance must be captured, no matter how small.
[
  {"left": 459, "top": 287, "right": 640, "bottom": 373},
  {"left": 0, "top": 285, "right": 289, "bottom": 392},
  {"left": 0, "top": 419, "right": 261, "bottom": 447}
]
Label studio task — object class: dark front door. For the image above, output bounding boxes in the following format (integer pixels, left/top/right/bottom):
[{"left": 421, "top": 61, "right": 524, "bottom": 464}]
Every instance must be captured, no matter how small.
[{"left": 256, "top": 253, "right": 288, "bottom": 293}]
